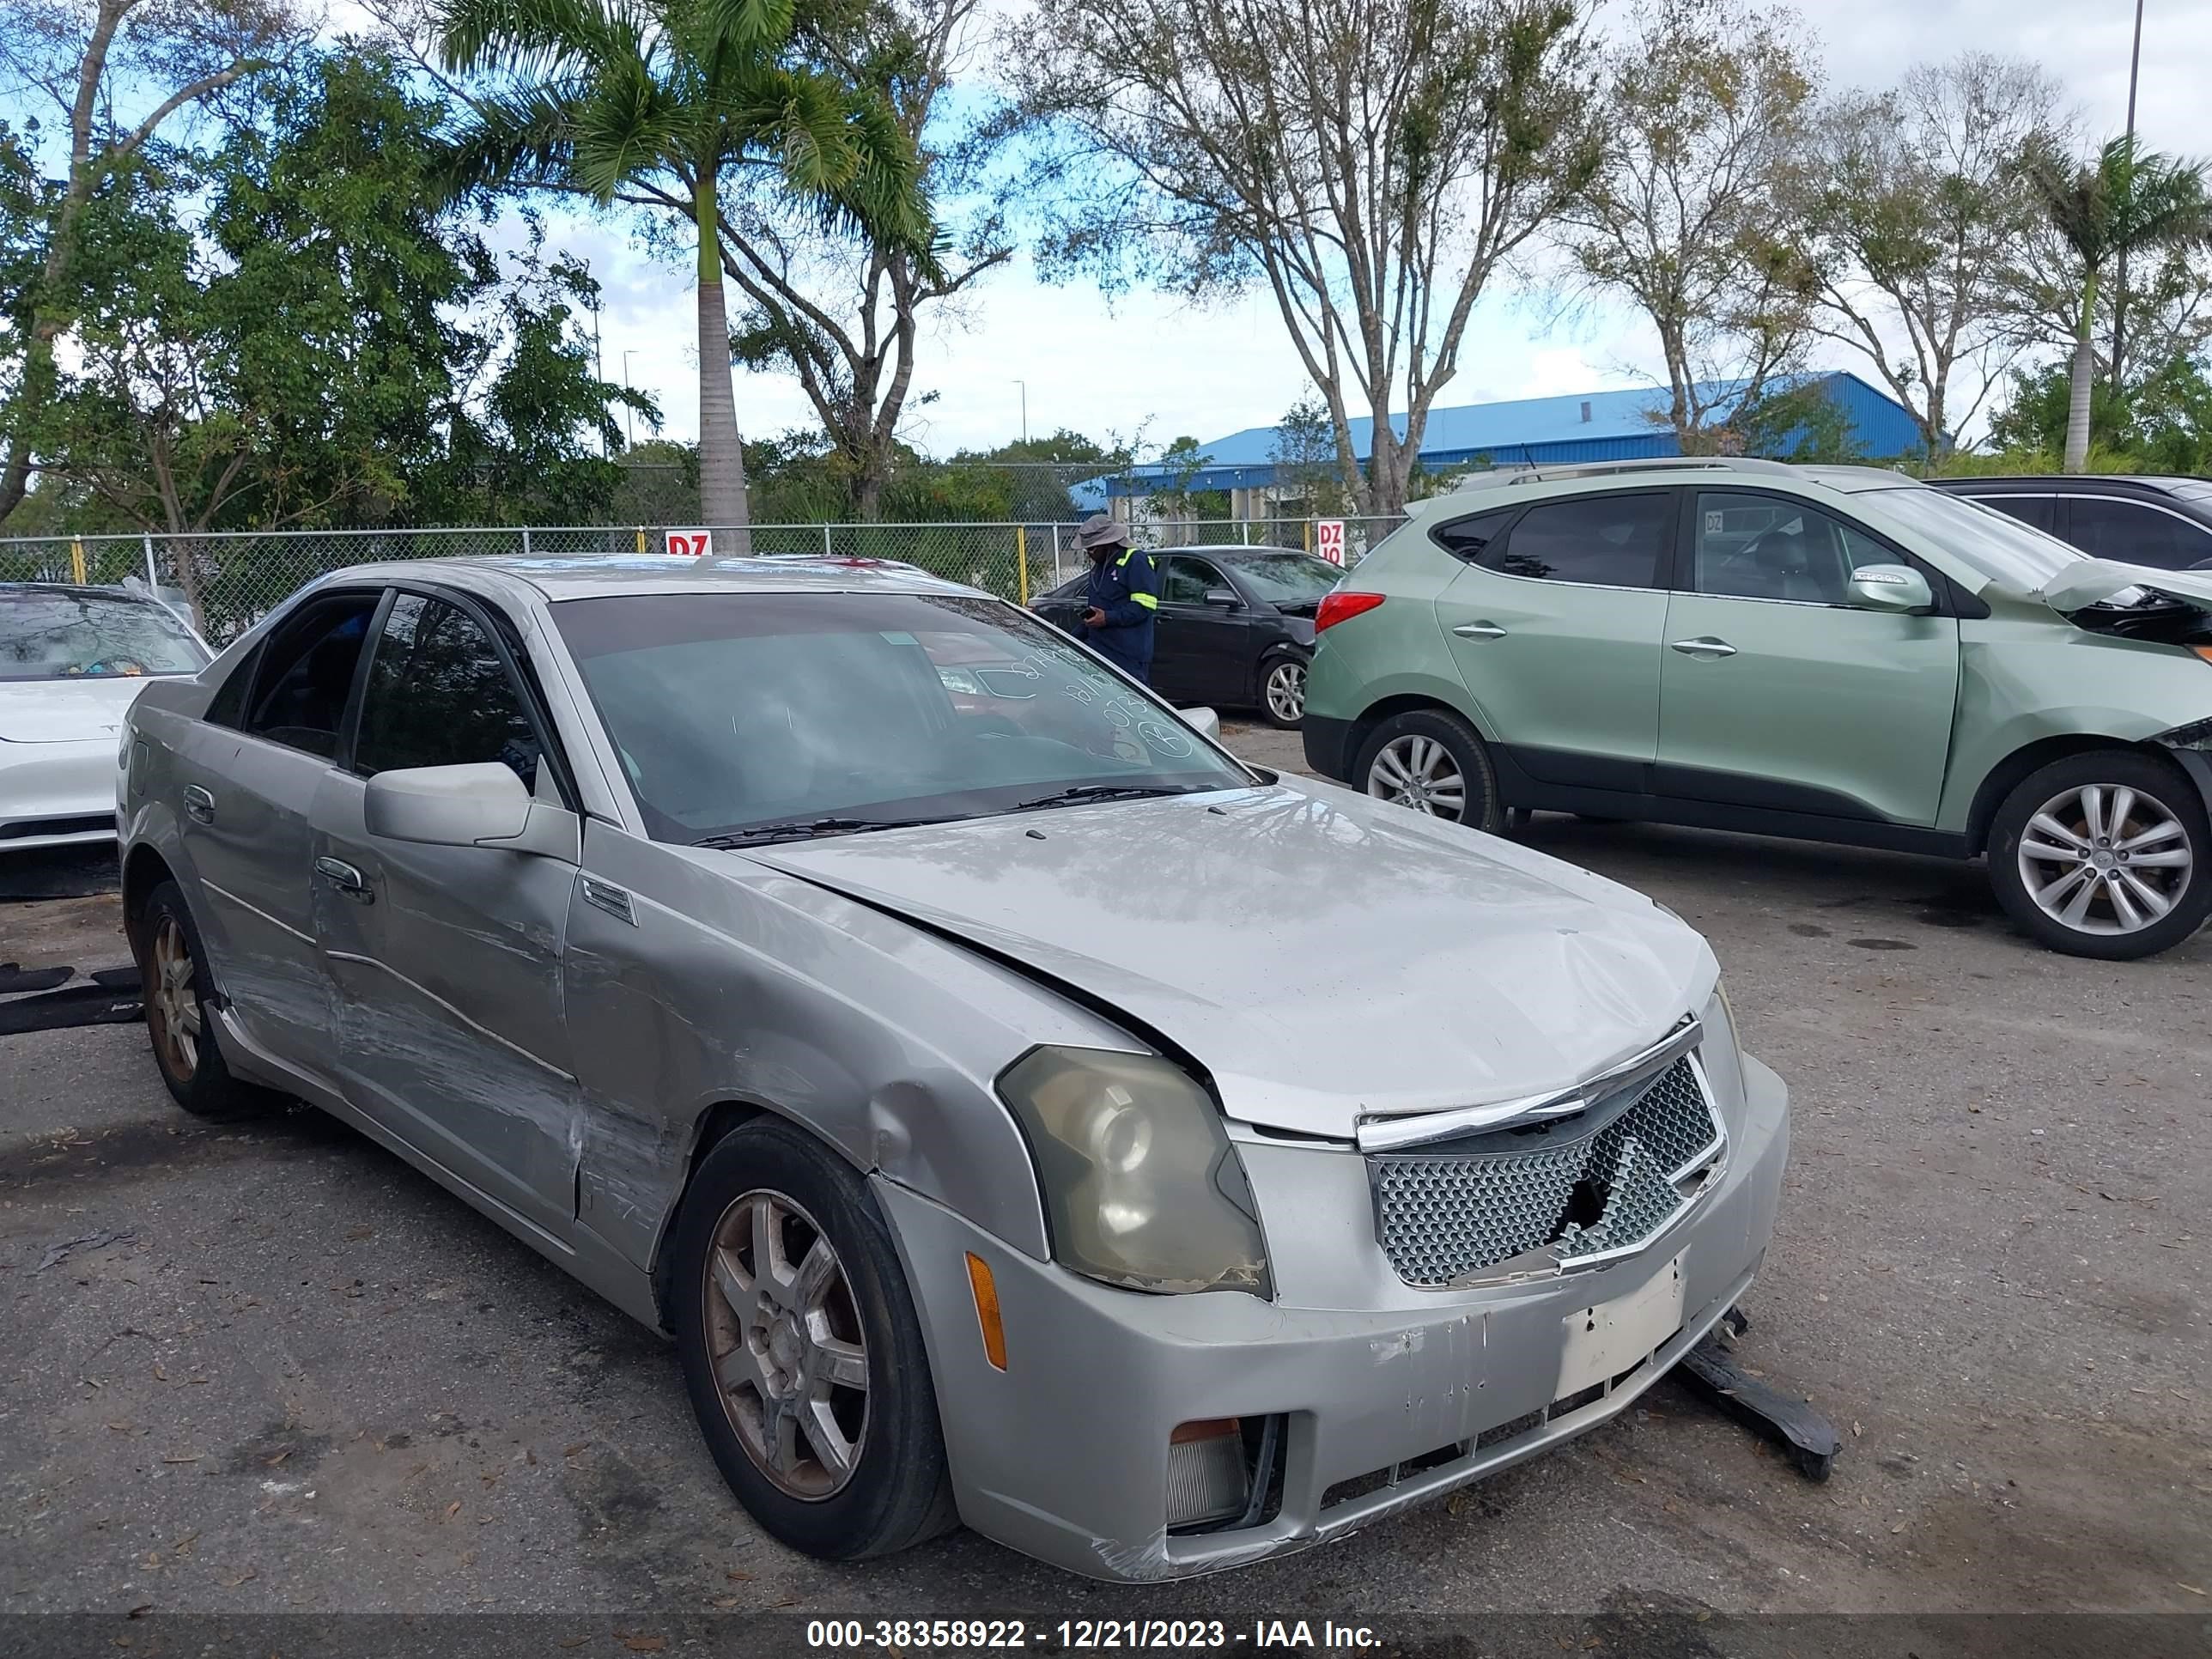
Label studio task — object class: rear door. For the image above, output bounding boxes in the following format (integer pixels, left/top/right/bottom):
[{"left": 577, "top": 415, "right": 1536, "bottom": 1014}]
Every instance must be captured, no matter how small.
[
  {"left": 310, "top": 588, "right": 584, "bottom": 1238},
  {"left": 1431, "top": 489, "right": 1674, "bottom": 792},
  {"left": 1656, "top": 489, "right": 1959, "bottom": 826},
  {"left": 1153, "top": 554, "right": 1248, "bottom": 704},
  {"left": 169, "top": 588, "right": 382, "bottom": 1079}
]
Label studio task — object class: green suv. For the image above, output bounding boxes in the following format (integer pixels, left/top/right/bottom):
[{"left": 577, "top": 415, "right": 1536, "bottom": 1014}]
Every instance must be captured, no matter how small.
[{"left": 1302, "top": 458, "right": 2212, "bottom": 959}]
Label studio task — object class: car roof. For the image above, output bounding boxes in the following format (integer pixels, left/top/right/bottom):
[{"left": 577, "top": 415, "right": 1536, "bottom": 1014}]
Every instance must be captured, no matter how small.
[
  {"left": 1158, "top": 544, "right": 1316, "bottom": 558},
  {"left": 1930, "top": 474, "right": 2196, "bottom": 495},
  {"left": 299, "top": 554, "right": 990, "bottom": 605},
  {"left": 1427, "top": 456, "right": 1924, "bottom": 509},
  {"left": 0, "top": 581, "right": 169, "bottom": 603}
]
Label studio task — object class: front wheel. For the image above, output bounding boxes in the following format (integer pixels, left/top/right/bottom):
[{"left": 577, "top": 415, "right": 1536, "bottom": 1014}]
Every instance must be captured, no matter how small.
[
  {"left": 1354, "top": 708, "right": 1504, "bottom": 832},
  {"left": 1259, "top": 653, "right": 1308, "bottom": 729},
  {"left": 669, "top": 1117, "right": 956, "bottom": 1560},
  {"left": 1987, "top": 751, "right": 2211, "bottom": 960}
]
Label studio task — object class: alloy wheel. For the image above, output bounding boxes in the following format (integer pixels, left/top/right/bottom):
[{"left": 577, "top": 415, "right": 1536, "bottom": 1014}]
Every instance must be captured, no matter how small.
[
  {"left": 1264, "top": 659, "right": 1306, "bottom": 723},
  {"left": 702, "top": 1189, "right": 871, "bottom": 1499},
  {"left": 1367, "top": 734, "right": 1466, "bottom": 818},
  {"left": 147, "top": 915, "right": 201, "bottom": 1078},
  {"left": 2016, "top": 781, "right": 2194, "bottom": 937}
]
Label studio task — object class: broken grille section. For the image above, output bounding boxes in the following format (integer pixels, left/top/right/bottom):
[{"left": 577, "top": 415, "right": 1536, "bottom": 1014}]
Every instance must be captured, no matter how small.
[{"left": 1370, "top": 1055, "right": 1722, "bottom": 1288}]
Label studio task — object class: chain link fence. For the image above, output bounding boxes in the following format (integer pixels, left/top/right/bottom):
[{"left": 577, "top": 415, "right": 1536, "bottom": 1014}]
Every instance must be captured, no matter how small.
[{"left": 0, "top": 517, "right": 1406, "bottom": 642}]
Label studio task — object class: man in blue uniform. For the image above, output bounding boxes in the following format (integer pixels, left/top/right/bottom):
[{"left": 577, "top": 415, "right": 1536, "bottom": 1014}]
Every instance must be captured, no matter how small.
[{"left": 1072, "top": 513, "right": 1159, "bottom": 683}]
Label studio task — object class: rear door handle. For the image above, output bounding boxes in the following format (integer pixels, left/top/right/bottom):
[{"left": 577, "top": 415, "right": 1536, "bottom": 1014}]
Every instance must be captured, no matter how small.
[
  {"left": 315, "top": 856, "right": 374, "bottom": 902},
  {"left": 183, "top": 785, "right": 215, "bottom": 824},
  {"left": 1669, "top": 637, "right": 1738, "bottom": 659},
  {"left": 1452, "top": 622, "right": 1508, "bottom": 640}
]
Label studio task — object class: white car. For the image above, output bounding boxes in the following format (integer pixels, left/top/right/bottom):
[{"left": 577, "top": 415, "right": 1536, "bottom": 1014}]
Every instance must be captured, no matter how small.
[{"left": 2, "top": 583, "right": 210, "bottom": 850}]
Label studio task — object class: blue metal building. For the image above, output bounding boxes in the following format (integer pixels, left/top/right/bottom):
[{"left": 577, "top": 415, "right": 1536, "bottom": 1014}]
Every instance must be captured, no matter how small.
[{"left": 1075, "top": 371, "right": 1929, "bottom": 509}]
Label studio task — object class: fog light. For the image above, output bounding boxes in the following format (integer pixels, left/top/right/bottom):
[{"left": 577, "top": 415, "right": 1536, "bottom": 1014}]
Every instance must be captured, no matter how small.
[{"left": 1164, "top": 1419, "right": 1246, "bottom": 1528}]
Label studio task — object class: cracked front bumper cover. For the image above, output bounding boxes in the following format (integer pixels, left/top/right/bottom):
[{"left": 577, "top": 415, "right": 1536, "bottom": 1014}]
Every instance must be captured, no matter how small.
[{"left": 878, "top": 1053, "right": 1790, "bottom": 1582}]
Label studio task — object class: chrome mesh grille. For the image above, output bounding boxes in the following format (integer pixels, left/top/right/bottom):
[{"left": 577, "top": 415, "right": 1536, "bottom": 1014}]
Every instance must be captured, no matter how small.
[{"left": 1371, "top": 1056, "right": 1722, "bottom": 1288}]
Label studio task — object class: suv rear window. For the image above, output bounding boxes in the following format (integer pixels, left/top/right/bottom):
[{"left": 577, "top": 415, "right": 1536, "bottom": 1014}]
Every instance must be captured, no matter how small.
[{"left": 1478, "top": 493, "right": 1672, "bottom": 588}]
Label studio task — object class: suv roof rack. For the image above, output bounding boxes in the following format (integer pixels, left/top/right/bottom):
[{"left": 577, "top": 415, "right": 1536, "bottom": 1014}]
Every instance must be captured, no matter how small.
[{"left": 1451, "top": 455, "right": 1807, "bottom": 494}]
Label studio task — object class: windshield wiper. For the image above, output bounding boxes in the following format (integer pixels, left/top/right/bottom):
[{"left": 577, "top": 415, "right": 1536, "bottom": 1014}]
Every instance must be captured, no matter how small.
[
  {"left": 1006, "top": 783, "right": 1206, "bottom": 814},
  {"left": 696, "top": 815, "right": 952, "bottom": 848}
]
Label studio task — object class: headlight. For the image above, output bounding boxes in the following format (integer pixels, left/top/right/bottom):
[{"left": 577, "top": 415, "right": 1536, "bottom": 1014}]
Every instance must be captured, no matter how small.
[{"left": 997, "top": 1047, "right": 1269, "bottom": 1297}]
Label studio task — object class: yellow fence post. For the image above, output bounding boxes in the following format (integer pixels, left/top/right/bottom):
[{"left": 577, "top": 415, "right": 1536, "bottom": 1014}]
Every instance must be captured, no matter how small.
[
  {"left": 1303, "top": 520, "right": 1311, "bottom": 555},
  {"left": 1016, "top": 526, "right": 1029, "bottom": 606},
  {"left": 635, "top": 526, "right": 647, "bottom": 555},
  {"left": 70, "top": 538, "right": 87, "bottom": 585}
]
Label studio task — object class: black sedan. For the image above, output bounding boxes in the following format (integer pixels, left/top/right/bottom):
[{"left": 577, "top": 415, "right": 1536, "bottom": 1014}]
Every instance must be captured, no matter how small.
[
  {"left": 1931, "top": 474, "right": 2212, "bottom": 570},
  {"left": 1031, "top": 544, "right": 1343, "bottom": 727}
]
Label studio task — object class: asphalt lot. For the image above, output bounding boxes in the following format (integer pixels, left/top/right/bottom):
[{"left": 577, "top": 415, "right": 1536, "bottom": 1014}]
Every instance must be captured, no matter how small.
[{"left": 1, "top": 719, "right": 2207, "bottom": 1636}]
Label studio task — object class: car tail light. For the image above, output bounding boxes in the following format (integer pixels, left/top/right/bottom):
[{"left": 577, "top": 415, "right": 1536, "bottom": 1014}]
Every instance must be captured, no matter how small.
[
  {"left": 1165, "top": 1419, "right": 1246, "bottom": 1528},
  {"left": 1314, "top": 592, "right": 1384, "bottom": 633}
]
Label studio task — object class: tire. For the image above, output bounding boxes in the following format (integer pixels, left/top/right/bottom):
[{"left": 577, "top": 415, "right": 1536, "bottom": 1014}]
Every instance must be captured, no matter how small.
[
  {"left": 1354, "top": 708, "right": 1504, "bottom": 832},
  {"left": 1257, "top": 652, "right": 1309, "bottom": 730},
  {"left": 136, "top": 880, "right": 284, "bottom": 1120},
  {"left": 670, "top": 1116, "right": 957, "bottom": 1561},
  {"left": 1986, "top": 750, "right": 2212, "bottom": 960}
]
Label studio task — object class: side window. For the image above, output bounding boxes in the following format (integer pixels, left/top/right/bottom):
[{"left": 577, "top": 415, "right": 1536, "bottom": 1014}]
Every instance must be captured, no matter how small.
[
  {"left": 1974, "top": 494, "right": 2053, "bottom": 534},
  {"left": 1431, "top": 507, "right": 1516, "bottom": 565},
  {"left": 353, "top": 594, "right": 542, "bottom": 788},
  {"left": 202, "top": 641, "right": 264, "bottom": 729},
  {"left": 1481, "top": 494, "right": 1671, "bottom": 587},
  {"left": 2069, "top": 497, "right": 2209, "bottom": 570},
  {"left": 1690, "top": 492, "right": 1888, "bottom": 605},
  {"left": 241, "top": 593, "right": 382, "bottom": 758},
  {"left": 1161, "top": 557, "right": 1225, "bottom": 605}
]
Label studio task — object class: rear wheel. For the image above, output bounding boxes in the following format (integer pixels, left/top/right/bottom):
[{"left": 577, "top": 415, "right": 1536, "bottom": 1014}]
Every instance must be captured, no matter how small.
[
  {"left": 1259, "top": 653, "right": 1308, "bottom": 729},
  {"left": 1355, "top": 708, "right": 1504, "bottom": 833},
  {"left": 136, "top": 880, "right": 283, "bottom": 1121},
  {"left": 1987, "top": 751, "right": 2211, "bottom": 960},
  {"left": 670, "top": 1117, "right": 956, "bottom": 1560}
]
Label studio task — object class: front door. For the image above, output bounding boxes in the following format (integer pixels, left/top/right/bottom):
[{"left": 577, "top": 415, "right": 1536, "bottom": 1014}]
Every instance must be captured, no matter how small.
[
  {"left": 311, "top": 589, "right": 584, "bottom": 1239},
  {"left": 170, "top": 589, "right": 382, "bottom": 1078},
  {"left": 1656, "top": 489, "right": 1960, "bottom": 826},
  {"left": 1431, "top": 489, "right": 1675, "bottom": 792},
  {"left": 1153, "top": 554, "right": 1248, "bottom": 704}
]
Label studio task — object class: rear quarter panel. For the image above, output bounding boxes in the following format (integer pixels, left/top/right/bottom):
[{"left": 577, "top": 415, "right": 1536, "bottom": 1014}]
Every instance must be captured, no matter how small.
[{"left": 1303, "top": 526, "right": 1486, "bottom": 735}]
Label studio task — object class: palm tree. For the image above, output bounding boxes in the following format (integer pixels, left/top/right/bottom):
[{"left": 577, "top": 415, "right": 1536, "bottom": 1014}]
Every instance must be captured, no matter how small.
[
  {"left": 2025, "top": 134, "right": 2209, "bottom": 471},
  {"left": 439, "top": 0, "right": 925, "bottom": 542}
]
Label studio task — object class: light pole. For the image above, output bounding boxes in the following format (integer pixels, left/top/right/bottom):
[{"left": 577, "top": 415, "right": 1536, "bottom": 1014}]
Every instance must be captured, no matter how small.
[
  {"left": 622, "top": 350, "right": 638, "bottom": 452},
  {"left": 2114, "top": 0, "right": 2147, "bottom": 389},
  {"left": 1012, "top": 380, "right": 1028, "bottom": 445}
]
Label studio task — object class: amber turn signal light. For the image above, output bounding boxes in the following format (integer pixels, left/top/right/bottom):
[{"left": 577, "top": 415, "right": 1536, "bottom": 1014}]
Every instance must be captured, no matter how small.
[{"left": 964, "top": 1252, "right": 1007, "bottom": 1370}]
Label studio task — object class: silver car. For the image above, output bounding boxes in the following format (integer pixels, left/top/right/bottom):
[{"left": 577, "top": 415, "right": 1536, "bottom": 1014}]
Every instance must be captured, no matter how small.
[{"left": 117, "top": 556, "right": 1790, "bottom": 1582}]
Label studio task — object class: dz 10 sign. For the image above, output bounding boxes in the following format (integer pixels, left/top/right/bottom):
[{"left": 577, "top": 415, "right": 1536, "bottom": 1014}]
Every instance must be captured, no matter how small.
[{"left": 1316, "top": 520, "right": 1346, "bottom": 565}]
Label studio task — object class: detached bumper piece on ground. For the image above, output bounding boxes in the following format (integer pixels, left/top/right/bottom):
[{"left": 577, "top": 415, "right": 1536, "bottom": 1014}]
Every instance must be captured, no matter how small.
[{"left": 1675, "top": 1308, "right": 1844, "bottom": 1482}]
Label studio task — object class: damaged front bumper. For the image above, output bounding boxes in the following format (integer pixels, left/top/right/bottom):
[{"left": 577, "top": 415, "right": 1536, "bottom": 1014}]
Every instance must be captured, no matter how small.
[{"left": 877, "top": 1052, "right": 1790, "bottom": 1583}]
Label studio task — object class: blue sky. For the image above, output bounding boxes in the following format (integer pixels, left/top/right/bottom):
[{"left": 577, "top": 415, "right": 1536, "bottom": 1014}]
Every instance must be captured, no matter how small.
[{"left": 387, "top": 0, "right": 2212, "bottom": 456}]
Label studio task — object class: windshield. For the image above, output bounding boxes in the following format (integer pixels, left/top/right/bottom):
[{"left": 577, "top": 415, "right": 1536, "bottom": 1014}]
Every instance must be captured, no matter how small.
[
  {"left": 0, "top": 590, "right": 208, "bottom": 681},
  {"left": 1857, "top": 486, "right": 2084, "bottom": 590},
  {"left": 1230, "top": 552, "right": 1344, "bottom": 604},
  {"left": 552, "top": 590, "right": 1255, "bottom": 844}
]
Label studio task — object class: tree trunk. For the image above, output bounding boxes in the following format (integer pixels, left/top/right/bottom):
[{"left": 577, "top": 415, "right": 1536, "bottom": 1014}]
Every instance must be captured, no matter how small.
[
  {"left": 2063, "top": 271, "right": 2097, "bottom": 473},
  {"left": 693, "top": 168, "right": 750, "bottom": 550}
]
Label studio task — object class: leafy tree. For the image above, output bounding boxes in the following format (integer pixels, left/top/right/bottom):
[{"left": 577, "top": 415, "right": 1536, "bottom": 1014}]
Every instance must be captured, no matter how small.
[
  {"left": 0, "top": 0, "right": 309, "bottom": 525},
  {"left": 1796, "top": 54, "right": 2060, "bottom": 459},
  {"left": 1267, "top": 395, "right": 1352, "bottom": 518},
  {"left": 438, "top": 0, "right": 930, "bottom": 545},
  {"left": 1566, "top": 0, "right": 1820, "bottom": 449},
  {"left": 1004, "top": 0, "right": 1601, "bottom": 515},
  {"left": 2020, "top": 134, "right": 2211, "bottom": 471},
  {"left": 1984, "top": 351, "right": 2212, "bottom": 476}
]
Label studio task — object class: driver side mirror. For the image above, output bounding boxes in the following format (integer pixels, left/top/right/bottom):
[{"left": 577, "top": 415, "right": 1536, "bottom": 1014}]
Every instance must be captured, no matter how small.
[
  {"left": 1846, "top": 563, "right": 1933, "bottom": 613},
  {"left": 365, "top": 762, "right": 533, "bottom": 847},
  {"left": 1202, "top": 586, "right": 1240, "bottom": 609},
  {"left": 1179, "top": 707, "right": 1221, "bottom": 740}
]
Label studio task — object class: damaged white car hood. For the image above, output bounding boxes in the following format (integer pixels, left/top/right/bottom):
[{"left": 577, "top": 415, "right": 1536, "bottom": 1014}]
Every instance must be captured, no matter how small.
[
  {"left": 0, "top": 676, "right": 156, "bottom": 744},
  {"left": 752, "top": 781, "right": 1717, "bottom": 1140},
  {"left": 2037, "top": 557, "right": 2212, "bottom": 613}
]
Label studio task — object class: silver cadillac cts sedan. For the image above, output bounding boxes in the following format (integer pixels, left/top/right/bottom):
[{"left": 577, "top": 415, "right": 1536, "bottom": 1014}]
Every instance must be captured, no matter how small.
[{"left": 116, "top": 555, "right": 1790, "bottom": 1582}]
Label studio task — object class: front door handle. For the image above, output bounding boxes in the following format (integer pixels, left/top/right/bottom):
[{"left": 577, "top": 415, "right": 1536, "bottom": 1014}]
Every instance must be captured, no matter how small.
[
  {"left": 315, "top": 856, "right": 374, "bottom": 902},
  {"left": 183, "top": 785, "right": 215, "bottom": 824},
  {"left": 1669, "top": 637, "right": 1738, "bottom": 659},
  {"left": 1452, "top": 622, "right": 1508, "bottom": 640}
]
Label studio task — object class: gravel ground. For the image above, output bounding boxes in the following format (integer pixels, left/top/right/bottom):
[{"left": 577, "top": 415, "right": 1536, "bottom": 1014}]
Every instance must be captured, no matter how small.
[{"left": 0, "top": 723, "right": 2205, "bottom": 1639}]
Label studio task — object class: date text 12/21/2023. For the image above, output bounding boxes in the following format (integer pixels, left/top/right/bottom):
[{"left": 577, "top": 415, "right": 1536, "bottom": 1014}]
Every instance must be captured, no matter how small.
[{"left": 805, "top": 1619, "right": 1384, "bottom": 1650}]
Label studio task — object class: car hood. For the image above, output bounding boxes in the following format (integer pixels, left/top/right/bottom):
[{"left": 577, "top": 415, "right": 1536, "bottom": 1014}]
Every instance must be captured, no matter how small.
[
  {"left": 2039, "top": 558, "right": 2212, "bottom": 613},
  {"left": 0, "top": 677, "right": 155, "bottom": 744},
  {"left": 750, "top": 781, "right": 1717, "bottom": 1139}
]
